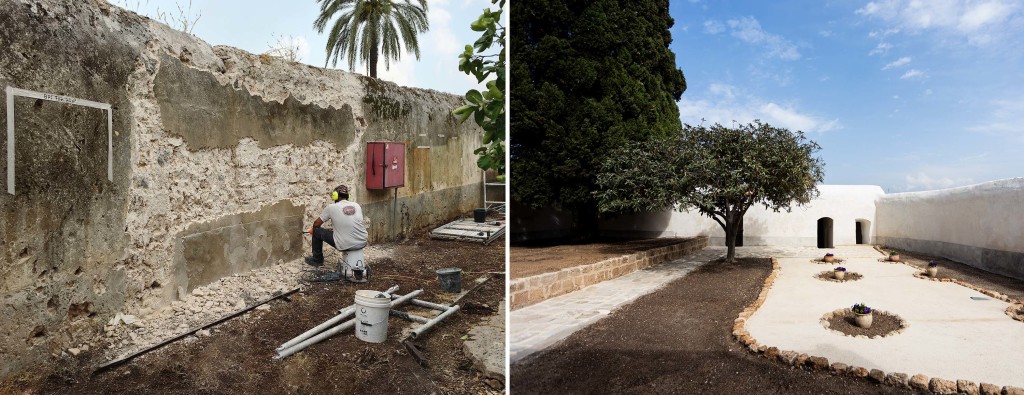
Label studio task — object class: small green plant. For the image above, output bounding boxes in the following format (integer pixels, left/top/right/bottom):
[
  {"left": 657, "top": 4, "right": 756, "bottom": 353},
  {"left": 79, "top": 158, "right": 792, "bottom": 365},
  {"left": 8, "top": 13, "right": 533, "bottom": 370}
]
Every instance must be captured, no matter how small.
[
  {"left": 852, "top": 303, "right": 871, "bottom": 314},
  {"left": 889, "top": 250, "right": 898, "bottom": 256}
]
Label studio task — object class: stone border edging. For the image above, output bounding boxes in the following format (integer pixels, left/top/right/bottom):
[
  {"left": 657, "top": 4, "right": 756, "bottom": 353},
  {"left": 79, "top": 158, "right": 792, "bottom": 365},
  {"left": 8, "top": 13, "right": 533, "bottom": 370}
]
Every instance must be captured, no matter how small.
[
  {"left": 733, "top": 257, "right": 1024, "bottom": 395},
  {"left": 509, "top": 237, "right": 708, "bottom": 310}
]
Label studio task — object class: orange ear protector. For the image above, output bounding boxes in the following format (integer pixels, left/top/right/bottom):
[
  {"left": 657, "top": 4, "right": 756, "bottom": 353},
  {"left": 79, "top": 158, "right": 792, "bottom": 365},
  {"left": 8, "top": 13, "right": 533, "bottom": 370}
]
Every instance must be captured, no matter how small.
[{"left": 332, "top": 191, "right": 339, "bottom": 201}]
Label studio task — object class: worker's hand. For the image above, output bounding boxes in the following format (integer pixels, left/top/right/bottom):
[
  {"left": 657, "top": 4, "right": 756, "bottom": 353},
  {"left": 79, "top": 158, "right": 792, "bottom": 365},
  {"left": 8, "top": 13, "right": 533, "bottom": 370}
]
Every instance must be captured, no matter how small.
[{"left": 308, "top": 227, "right": 314, "bottom": 235}]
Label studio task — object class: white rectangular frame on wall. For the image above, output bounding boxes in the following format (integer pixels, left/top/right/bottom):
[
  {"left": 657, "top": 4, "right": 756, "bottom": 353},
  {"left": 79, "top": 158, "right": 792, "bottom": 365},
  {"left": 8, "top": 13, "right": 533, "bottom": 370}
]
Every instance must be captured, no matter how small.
[{"left": 5, "top": 86, "right": 113, "bottom": 195}]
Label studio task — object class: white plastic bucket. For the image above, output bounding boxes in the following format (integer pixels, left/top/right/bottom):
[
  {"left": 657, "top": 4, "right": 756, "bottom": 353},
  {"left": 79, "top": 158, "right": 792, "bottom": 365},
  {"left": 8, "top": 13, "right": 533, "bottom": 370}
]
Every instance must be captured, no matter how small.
[
  {"left": 343, "top": 249, "right": 365, "bottom": 270},
  {"left": 354, "top": 290, "right": 390, "bottom": 343}
]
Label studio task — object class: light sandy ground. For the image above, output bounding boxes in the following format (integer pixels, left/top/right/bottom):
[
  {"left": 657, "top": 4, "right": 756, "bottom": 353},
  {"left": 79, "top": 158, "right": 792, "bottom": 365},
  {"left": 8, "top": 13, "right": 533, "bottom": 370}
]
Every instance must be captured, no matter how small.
[{"left": 745, "top": 245, "right": 1024, "bottom": 387}]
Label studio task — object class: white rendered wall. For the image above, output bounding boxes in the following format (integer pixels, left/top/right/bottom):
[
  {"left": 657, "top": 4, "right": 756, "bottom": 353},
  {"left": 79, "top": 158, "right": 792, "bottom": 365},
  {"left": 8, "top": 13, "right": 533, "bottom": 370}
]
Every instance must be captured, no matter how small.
[
  {"left": 600, "top": 185, "right": 885, "bottom": 248},
  {"left": 876, "top": 178, "right": 1024, "bottom": 279}
]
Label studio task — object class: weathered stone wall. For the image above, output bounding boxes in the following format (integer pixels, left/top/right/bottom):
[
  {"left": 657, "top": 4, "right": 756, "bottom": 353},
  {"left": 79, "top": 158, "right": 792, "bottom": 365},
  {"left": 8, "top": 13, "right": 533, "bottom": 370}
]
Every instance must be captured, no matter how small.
[
  {"left": 0, "top": 0, "right": 483, "bottom": 377},
  {"left": 876, "top": 178, "right": 1024, "bottom": 281}
]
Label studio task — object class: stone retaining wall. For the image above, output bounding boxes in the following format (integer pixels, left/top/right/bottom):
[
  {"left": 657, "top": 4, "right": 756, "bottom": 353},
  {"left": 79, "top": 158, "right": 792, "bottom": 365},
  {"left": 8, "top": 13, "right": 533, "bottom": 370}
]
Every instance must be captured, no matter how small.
[
  {"left": 0, "top": 0, "right": 484, "bottom": 378},
  {"left": 510, "top": 237, "right": 707, "bottom": 310}
]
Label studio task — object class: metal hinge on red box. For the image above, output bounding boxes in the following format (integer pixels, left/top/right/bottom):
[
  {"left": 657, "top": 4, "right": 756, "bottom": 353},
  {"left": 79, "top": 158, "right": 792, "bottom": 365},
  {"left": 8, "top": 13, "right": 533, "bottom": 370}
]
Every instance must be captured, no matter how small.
[{"left": 365, "top": 142, "right": 405, "bottom": 189}]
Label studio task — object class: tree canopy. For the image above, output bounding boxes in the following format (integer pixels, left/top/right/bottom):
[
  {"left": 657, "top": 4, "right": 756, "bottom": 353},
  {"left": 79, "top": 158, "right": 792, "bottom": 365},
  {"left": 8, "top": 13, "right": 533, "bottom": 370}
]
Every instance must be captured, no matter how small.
[
  {"left": 510, "top": 0, "right": 686, "bottom": 235},
  {"left": 596, "top": 122, "right": 826, "bottom": 261},
  {"left": 314, "top": 0, "right": 429, "bottom": 79}
]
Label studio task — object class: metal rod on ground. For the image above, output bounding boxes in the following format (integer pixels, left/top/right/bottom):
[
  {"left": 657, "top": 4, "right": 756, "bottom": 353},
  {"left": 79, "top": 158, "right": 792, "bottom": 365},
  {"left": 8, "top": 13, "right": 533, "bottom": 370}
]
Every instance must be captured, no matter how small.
[
  {"left": 410, "top": 305, "right": 460, "bottom": 339},
  {"left": 274, "top": 289, "right": 423, "bottom": 360},
  {"left": 94, "top": 287, "right": 300, "bottom": 374},
  {"left": 280, "top": 286, "right": 397, "bottom": 351}
]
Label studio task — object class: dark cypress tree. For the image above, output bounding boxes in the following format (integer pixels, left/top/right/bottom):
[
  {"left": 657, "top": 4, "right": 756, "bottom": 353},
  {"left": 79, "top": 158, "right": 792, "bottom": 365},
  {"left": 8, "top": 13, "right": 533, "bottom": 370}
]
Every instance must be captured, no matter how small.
[{"left": 510, "top": 0, "right": 686, "bottom": 238}]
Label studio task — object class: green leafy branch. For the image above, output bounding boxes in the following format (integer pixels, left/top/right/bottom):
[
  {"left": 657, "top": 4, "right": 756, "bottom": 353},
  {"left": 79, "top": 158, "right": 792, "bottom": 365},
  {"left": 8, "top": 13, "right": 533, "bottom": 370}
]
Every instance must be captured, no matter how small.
[{"left": 453, "top": 0, "right": 505, "bottom": 179}]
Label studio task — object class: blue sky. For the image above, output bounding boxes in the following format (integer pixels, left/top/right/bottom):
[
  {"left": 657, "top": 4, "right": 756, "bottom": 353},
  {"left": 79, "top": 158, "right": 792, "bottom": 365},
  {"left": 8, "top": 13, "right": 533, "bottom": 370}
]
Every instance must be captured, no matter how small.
[
  {"left": 670, "top": 0, "right": 1024, "bottom": 192},
  {"left": 111, "top": 0, "right": 495, "bottom": 95}
]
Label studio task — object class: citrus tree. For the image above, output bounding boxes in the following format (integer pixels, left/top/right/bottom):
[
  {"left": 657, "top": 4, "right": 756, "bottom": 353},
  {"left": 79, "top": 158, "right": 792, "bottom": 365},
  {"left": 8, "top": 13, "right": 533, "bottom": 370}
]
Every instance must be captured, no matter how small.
[{"left": 596, "top": 121, "right": 825, "bottom": 262}]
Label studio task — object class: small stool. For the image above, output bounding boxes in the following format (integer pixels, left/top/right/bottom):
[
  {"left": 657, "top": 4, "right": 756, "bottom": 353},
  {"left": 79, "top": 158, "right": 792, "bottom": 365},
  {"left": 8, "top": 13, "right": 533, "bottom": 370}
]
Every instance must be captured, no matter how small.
[{"left": 339, "top": 248, "right": 368, "bottom": 283}]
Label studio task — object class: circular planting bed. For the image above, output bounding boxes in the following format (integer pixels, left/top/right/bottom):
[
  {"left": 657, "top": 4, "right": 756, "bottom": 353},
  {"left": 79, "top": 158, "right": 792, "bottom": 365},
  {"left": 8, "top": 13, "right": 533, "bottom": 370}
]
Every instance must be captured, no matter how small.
[
  {"left": 814, "top": 271, "right": 862, "bottom": 282},
  {"left": 820, "top": 308, "right": 908, "bottom": 338},
  {"left": 810, "top": 258, "right": 845, "bottom": 264}
]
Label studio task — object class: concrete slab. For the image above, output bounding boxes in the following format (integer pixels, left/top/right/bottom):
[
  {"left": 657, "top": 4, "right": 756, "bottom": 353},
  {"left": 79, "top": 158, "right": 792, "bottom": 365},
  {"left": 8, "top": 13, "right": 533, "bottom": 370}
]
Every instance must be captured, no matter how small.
[
  {"left": 464, "top": 299, "right": 506, "bottom": 377},
  {"left": 510, "top": 248, "right": 722, "bottom": 363},
  {"left": 745, "top": 245, "right": 1024, "bottom": 388}
]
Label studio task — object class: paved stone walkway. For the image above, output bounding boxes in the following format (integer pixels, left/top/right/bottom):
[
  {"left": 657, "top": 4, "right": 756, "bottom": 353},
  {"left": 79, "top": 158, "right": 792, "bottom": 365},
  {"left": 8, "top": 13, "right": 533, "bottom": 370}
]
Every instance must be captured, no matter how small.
[
  {"left": 510, "top": 248, "right": 725, "bottom": 363},
  {"left": 464, "top": 299, "right": 505, "bottom": 377}
]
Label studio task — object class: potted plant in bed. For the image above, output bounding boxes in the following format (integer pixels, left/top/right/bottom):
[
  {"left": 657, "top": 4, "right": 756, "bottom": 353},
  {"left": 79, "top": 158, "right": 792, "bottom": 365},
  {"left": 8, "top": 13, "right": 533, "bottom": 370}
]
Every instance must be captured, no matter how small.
[
  {"left": 834, "top": 266, "right": 847, "bottom": 280},
  {"left": 823, "top": 252, "right": 835, "bottom": 263},
  {"left": 852, "top": 303, "right": 873, "bottom": 328},
  {"left": 888, "top": 250, "right": 900, "bottom": 262},
  {"left": 927, "top": 261, "right": 938, "bottom": 277}
]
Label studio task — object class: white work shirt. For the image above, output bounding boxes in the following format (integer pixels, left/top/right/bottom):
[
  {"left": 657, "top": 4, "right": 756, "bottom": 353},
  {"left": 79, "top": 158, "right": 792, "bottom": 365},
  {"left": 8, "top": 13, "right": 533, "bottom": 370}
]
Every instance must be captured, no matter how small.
[{"left": 319, "top": 200, "right": 368, "bottom": 250}]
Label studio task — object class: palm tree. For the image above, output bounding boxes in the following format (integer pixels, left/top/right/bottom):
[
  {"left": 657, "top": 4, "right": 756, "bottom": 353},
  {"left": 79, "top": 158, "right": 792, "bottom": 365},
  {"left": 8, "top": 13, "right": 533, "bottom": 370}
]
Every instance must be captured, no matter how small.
[{"left": 314, "top": 0, "right": 429, "bottom": 79}]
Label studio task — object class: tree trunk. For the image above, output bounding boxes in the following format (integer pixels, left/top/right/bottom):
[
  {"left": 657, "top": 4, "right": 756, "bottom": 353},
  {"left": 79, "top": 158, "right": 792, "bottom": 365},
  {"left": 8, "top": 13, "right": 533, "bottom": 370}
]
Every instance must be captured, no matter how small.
[
  {"left": 723, "top": 221, "right": 737, "bottom": 262},
  {"left": 369, "top": 50, "right": 378, "bottom": 79},
  {"left": 722, "top": 212, "right": 740, "bottom": 263}
]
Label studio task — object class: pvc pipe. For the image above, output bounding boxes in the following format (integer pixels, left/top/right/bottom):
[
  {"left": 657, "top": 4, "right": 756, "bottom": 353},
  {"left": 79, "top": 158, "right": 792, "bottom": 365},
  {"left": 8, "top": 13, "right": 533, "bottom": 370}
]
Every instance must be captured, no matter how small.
[
  {"left": 280, "top": 283, "right": 397, "bottom": 351},
  {"left": 409, "top": 299, "right": 451, "bottom": 311},
  {"left": 410, "top": 305, "right": 460, "bottom": 339},
  {"left": 274, "top": 290, "right": 423, "bottom": 360},
  {"left": 389, "top": 310, "right": 430, "bottom": 323},
  {"left": 274, "top": 318, "right": 357, "bottom": 360},
  {"left": 277, "top": 305, "right": 355, "bottom": 351}
]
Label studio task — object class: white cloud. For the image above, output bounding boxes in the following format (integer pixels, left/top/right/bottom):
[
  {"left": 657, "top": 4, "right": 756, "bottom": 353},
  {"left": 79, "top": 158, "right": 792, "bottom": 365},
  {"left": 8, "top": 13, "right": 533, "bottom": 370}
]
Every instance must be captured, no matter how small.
[
  {"left": 868, "top": 42, "right": 893, "bottom": 56},
  {"left": 856, "top": 0, "right": 1020, "bottom": 45},
  {"left": 678, "top": 83, "right": 839, "bottom": 133},
  {"left": 900, "top": 69, "right": 925, "bottom": 79},
  {"left": 903, "top": 172, "right": 971, "bottom": 191},
  {"left": 882, "top": 56, "right": 912, "bottom": 70},
  {"left": 704, "top": 20, "right": 725, "bottom": 34},
  {"left": 726, "top": 16, "right": 801, "bottom": 60},
  {"left": 760, "top": 103, "right": 840, "bottom": 133}
]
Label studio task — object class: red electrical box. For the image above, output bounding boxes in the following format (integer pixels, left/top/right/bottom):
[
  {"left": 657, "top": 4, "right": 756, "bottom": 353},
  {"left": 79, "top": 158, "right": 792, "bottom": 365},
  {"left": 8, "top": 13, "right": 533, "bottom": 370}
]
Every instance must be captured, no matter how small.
[{"left": 365, "top": 142, "right": 405, "bottom": 189}]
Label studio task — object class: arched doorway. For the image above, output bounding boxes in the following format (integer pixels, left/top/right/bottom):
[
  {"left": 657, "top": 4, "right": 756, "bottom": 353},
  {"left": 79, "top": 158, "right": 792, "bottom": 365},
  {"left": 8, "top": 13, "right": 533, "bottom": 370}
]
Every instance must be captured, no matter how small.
[
  {"left": 817, "top": 217, "right": 834, "bottom": 248},
  {"left": 855, "top": 219, "right": 871, "bottom": 245}
]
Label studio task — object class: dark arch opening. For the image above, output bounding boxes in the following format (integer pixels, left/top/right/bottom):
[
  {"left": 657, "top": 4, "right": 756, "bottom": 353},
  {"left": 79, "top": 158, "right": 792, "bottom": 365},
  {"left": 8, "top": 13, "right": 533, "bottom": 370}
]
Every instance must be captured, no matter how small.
[
  {"left": 855, "top": 219, "right": 871, "bottom": 245},
  {"left": 817, "top": 217, "right": 834, "bottom": 248}
]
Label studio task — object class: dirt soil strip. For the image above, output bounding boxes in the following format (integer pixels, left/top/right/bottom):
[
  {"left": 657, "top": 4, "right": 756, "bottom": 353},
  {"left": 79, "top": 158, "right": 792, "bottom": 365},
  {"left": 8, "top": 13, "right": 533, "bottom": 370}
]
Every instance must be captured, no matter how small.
[
  {"left": 511, "top": 258, "right": 920, "bottom": 394},
  {"left": 510, "top": 237, "right": 692, "bottom": 279},
  {"left": 7, "top": 234, "right": 505, "bottom": 395}
]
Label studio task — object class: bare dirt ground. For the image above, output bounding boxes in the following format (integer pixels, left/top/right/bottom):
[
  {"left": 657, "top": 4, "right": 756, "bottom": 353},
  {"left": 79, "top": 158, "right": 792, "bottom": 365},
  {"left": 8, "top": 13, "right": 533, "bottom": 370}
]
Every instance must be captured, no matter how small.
[
  {"left": 511, "top": 257, "right": 923, "bottom": 394},
  {"left": 886, "top": 247, "right": 1024, "bottom": 302},
  {"left": 1, "top": 232, "right": 505, "bottom": 395},
  {"left": 510, "top": 237, "right": 692, "bottom": 279}
]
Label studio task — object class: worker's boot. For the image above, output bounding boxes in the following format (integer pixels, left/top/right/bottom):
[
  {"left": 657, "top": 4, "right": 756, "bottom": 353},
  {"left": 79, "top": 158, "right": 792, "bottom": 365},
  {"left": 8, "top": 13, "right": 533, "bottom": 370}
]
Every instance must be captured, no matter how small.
[{"left": 303, "top": 255, "right": 325, "bottom": 267}]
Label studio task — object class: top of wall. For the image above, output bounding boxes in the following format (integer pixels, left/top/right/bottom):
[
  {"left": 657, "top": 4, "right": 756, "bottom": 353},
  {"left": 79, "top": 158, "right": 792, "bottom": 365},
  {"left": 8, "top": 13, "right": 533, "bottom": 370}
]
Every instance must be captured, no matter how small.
[{"left": 879, "top": 177, "right": 1024, "bottom": 201}]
